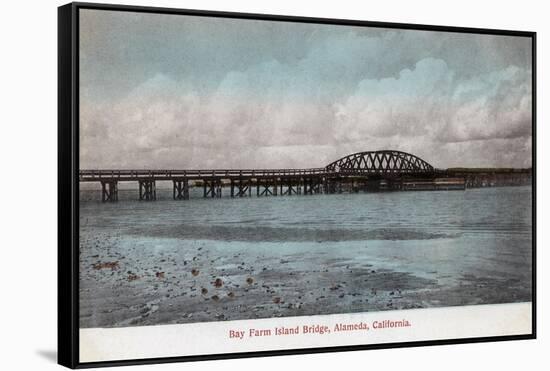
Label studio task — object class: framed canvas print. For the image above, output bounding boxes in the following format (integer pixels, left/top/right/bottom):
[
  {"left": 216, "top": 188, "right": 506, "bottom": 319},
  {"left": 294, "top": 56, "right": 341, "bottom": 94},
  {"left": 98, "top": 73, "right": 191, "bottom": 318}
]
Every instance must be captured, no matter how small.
[{"left": 58, "top": 2, "right": 536, "bottom": 368}]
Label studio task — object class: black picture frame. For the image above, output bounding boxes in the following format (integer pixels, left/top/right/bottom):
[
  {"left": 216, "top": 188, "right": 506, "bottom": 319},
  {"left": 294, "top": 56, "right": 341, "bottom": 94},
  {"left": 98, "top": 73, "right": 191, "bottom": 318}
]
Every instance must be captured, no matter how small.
[{"left": 58, "top": 2, "right": 536, "bottom": 368}]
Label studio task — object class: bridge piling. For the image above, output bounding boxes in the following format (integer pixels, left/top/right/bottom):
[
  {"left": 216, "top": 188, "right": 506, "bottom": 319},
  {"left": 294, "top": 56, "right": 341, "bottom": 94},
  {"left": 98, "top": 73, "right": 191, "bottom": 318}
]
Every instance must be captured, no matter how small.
[
  {"left": 100, "top": 180, "right": 118, "bottom": 202},
  {"left": 231, "top": 179, "right": 251, "bottom": 197},
  {"left": 324, "top": 178, "right": 335, "bottom": 194},
  {"left": 257, "top": 180, "right": 275, "bottom": 196},
  {"left": 303, "top": 177, "right": 322, "bottom": 195},
  {"left": 286, "top": 179, "right": 297, "bottom": 195},
  {"left": 139, "top": 180, "right": 156, "bottom": 201},
  {"left": 173, "top": 179, "right": 189, "bottom": 200},
  {"left": 204, "top": 180, "right": 222, "bottom": 198}
]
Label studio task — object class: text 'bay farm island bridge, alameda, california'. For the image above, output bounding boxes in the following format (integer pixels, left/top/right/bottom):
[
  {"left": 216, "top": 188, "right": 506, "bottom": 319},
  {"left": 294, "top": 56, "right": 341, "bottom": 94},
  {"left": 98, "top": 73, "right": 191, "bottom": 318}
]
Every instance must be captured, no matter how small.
[{"left": 79, "top": 150, "right": 532, "bottom": 202}]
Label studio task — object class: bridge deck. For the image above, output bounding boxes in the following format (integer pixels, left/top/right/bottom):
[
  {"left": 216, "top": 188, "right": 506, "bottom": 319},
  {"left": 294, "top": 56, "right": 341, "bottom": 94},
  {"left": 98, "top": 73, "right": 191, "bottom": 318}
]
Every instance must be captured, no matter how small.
[{"left": 79, "top": 168, "right": 440, "bottom": 182}]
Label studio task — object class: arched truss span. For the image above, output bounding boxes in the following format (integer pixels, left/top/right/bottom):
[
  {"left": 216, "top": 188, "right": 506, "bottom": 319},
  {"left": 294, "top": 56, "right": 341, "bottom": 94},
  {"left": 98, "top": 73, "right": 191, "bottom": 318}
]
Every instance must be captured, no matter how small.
[{"left": 325, "top": 150, "right": 435, "bottom": 175}]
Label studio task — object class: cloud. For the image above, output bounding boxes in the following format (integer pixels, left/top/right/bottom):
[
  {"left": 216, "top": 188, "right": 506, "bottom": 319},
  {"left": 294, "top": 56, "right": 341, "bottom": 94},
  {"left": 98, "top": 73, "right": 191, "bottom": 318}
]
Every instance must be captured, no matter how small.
[
  {"left": 441, "top": 66, "right": 532, "bottom": 143},
  {"left": 333, "top": 59, "right": 532, "bottom": 167},
  {"left": 80, "top": 59, "right": 532, "bottom": 169},
  {"left": 79, "top": 10, "right": 533, "bottom": 170}
]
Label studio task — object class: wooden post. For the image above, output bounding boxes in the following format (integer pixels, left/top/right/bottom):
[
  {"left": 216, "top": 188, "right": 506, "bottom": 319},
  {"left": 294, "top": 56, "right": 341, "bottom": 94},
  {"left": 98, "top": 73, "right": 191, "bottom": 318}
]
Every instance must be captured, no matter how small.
[
  {"left": 183, "top": 180, "right": 189, "bottom": 199},
  {"left": 237, "top": 180, "right": 250, "bottom": 197},
  {"left": 101, "top": 181, "right": 107, "bottom": 202},
  {"left": 173, "top": 179, "right": 189, "bottom": 200},
  {"left": 139, "top": 180, "right": 156, "bottom": 201},
  {"left": 101, "top": 181, "right": 118, "bottom": 202}
]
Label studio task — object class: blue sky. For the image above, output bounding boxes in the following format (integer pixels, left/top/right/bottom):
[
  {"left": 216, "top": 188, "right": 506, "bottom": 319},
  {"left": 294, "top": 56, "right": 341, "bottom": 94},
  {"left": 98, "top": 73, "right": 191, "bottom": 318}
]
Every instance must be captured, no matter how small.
[{"left": 79, "top": 9, "right": 532, "bottom": 169}]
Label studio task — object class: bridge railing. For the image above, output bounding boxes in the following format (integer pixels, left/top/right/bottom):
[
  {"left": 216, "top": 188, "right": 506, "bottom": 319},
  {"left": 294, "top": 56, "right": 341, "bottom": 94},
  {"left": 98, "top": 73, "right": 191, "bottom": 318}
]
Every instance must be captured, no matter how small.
[{"left": 79, "top": 168, "right": 330, "bottom": 181}]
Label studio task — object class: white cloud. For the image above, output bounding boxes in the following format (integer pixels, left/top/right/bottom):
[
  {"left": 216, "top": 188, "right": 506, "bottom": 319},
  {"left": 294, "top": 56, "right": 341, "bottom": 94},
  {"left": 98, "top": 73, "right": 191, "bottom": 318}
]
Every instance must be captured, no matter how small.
[
  {"left": 80, "top": 56, "right": 532, "bottom": 170},
  {"left": 333, "top": 59, "right": 532, "bottom": 167}
]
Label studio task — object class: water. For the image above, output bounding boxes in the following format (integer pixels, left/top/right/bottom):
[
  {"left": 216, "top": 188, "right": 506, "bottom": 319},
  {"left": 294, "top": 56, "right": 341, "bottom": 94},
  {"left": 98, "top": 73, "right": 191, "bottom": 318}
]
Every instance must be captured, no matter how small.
[
  {"left": 81, "top": 186, "right": 531, "bottom": 237},
  {"left": 79, "top": 186, "right": 533, "bottom": 327}
]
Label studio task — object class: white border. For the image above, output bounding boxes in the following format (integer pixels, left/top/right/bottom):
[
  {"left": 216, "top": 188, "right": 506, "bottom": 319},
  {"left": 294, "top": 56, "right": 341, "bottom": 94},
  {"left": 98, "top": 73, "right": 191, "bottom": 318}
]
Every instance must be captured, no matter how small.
[{"left": 80, "top": 302, "right": 532, "bottom": 362}]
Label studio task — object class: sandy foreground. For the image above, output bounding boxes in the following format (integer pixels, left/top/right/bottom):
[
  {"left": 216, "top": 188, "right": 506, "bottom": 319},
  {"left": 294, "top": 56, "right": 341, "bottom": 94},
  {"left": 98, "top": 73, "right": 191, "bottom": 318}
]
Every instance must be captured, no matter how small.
[{"left": 79, "top": 228, "right": 531, "bottom": 328}]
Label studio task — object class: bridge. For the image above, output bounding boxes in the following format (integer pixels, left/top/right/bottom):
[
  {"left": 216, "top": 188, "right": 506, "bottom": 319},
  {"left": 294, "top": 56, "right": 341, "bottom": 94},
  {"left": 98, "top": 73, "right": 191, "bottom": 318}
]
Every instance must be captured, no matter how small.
[{"left": 79, "top": 150, "right": 460, "bottom": 202}]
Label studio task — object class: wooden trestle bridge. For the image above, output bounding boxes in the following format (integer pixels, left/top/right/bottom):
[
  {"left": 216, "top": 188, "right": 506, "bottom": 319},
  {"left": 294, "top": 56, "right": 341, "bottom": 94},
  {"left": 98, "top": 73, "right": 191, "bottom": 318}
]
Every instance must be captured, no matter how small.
[{"left": 79, "top": 150, "right": 461, "bottom": 202}]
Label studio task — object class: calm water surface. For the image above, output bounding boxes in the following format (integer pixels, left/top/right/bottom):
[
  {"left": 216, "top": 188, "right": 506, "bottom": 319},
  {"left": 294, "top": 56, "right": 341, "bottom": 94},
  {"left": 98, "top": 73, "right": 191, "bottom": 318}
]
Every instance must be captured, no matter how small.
[
  {"left": 81, "top": 186, "right": 532, "bottom": 242},
  {"left": 79, "top": 185, "right": 532, "bottom": 326}
]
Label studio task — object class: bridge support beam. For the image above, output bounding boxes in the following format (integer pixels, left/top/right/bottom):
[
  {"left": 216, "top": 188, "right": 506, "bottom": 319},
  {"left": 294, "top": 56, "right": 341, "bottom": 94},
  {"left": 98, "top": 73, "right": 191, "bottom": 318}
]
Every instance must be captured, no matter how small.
[
  {"left": 280, "top": 178, "right": 302, "bottom": 196},
  {"left": 280, "top": 178, "right": 298, "bottom": 196},
  {"left": 231, "top": 179, "right": 252, "bottom": 197},
  {"left": 323, "top": 178, "right": 340, "bottom": 194},
  {"left": 173, "top": 179, "right": 189, "bottom": 200},
  {"left": 100, "top": 180, "right": 118, "bottom": 202},
  {"left": 139, "top": 180, "right": 156, "bottom": 201},
  {"left": 203, "top": 180, "right": 222, "bottom": 198},
  {"left": 303, "top": 177, "right": 322, "bottom": 195},
  {"left": 257, "top": 179, "right": 276, "bottom": 196}
]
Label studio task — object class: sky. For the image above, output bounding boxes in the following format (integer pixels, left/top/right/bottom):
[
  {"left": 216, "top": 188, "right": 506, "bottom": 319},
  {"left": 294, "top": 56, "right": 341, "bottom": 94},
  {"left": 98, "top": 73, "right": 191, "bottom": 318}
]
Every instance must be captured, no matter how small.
[{"left": 79, "top": 9, "right": 533, "bottom": 170}]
